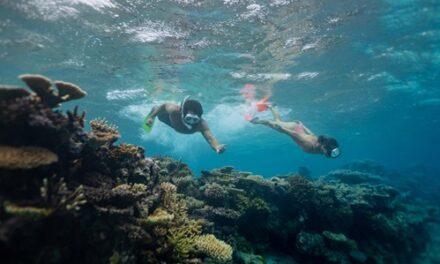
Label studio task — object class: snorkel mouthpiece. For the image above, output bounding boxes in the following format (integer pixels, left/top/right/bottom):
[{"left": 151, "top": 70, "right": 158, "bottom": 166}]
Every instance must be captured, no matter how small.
[{"left": 330, "top": 148, "right": 341, "bottom": 158}]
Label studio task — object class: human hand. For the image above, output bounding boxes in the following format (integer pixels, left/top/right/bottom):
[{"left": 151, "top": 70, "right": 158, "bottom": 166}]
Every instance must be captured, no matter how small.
[
  {"left": 216, "top": 144, "right": 226, "bottom": 154},
  {"left": 146, "top": 117, "right": 154, "bottom": 126}
]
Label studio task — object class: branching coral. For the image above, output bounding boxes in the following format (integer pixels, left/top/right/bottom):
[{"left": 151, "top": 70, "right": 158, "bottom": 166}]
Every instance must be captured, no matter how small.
[
  {"left": 167, "top": 220, "right": 204, "bottom": 259},
  {"left": 40, "top": 177, "right": 87, "bottom": 211},
  {"left": 89, "top": 118, "right": 120, "bottom": 146},
  {"left": 148, "top": 182, "right": 234, "bottom": 262},
  {"left": 194, "top": 234, "right": 233, "bottom": 262},
  {"left": 0, "top": 145, "right": 58, "bottom": 169}
]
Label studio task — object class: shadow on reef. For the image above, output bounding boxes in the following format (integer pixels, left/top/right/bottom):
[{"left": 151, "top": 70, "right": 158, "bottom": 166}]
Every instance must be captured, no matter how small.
[{"left": 0, "top": 74, "right": 438, "bottom": 264}]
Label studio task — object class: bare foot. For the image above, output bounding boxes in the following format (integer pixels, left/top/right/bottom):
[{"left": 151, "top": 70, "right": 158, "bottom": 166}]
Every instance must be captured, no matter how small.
[{"left": 250, "top": 117, "right": 260, "bottom": 124}]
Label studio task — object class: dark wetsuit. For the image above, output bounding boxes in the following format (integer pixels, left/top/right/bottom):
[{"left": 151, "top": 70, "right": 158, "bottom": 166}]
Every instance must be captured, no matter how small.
[{"left": 157, "top": 111, "right": 172, "bottom": 127}]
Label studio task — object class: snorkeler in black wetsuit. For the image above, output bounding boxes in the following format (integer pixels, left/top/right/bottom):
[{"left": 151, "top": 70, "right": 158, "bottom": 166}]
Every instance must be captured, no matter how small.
[{"left": 146, "top": 96, "right": 226, "bottom": 154}]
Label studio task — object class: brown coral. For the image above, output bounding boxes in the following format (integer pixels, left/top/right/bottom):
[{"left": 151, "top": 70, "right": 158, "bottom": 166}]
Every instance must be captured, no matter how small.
[
  {"left": 194, "top": 234, "right": 233, "bottom": 262},
  {"left": 54, "top": 81, "right": 87, "bottom": 101},
  {"left": 0, "top": 145, "right": 58, "bottom": 169},
  {"left": 109, "top": 144, "right": 143, "bottom": 161},
  {"left": 19, "top": 74, "right": 86, "bottom": 107},
  {"left": 143, "top": 207, "right": 175, "bottom": 225},
  {"left": 89, "top": 118, "right": 120, "bottom": 146},
  {"left": 0, "top": 86, "right": 31, "bottom": 101},
  {"left": 4, "top": 202, "right": 53, "bottom": 220}
]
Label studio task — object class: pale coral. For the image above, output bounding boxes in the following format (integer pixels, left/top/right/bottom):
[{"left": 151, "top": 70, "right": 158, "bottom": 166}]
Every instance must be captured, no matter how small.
[
  {"left": 144, "top": 207, "right": 174, "bottom": 225},
  {"left": 89, "top": 118, "right": 120, "bottom": 145},
  {"left": 195, "top": 234, "right": 233, "bottom": 262},
  {"left": 0, "top": 145, "right": 58, "bottom": 169},
  {"left": 4, "top": 202, "right": 53, "bottom": 220}
]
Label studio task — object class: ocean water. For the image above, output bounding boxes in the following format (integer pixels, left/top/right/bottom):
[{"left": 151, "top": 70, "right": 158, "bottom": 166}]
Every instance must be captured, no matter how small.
[{"left": 0, "top": 0, "right": 439, "bottom": 177}]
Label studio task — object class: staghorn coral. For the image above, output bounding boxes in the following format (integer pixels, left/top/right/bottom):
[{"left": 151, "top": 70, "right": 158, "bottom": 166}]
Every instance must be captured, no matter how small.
[
  {"left": 0, "top": 145, "right": 58, "bottom": 169},
  {"left": 89, "top": 118, "right": 120, "bottom": 146},
  {"left": 40, "top": 177, "right": 87, "bottom": 211},
  {"left": 167, "top": 219, "right": 204, "bottom": 259},
  {"left": 19, "top": 74, "right": 86, "bottom": 108},
  {"left": 194, "top": 234, "right": 233, "bottom": 262},
  {"left": 147, "top": 181, "right": 234, "bottom": 262}
]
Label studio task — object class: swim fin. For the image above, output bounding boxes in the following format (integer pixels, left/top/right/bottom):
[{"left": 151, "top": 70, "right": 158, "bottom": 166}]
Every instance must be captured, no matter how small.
[
  {"left": 142, "top": 115, "right": 155, "bottom": 133},
  {"left": 256, "top": 96, "right": 271, "bottom": 112}
]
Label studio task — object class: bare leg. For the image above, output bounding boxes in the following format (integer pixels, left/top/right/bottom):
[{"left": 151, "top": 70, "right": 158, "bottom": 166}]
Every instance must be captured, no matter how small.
[
  {"left": 269, "top": 105, "right": 281, "bottom": 121},
  {"left": 250, "top": 118, "right": 286, "bottom": 134}
]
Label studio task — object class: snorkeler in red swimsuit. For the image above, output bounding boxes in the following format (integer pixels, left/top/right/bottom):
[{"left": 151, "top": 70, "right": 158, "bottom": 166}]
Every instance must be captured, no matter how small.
[{"left": 250, "top": 106, "right": 340, "bottom": 158}]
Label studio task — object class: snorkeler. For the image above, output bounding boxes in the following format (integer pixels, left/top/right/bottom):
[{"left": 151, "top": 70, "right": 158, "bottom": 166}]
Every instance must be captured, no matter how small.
[
  {"left": 145, "top": 96, "right": 226, "bottom": 154},
  {"left": 250, "top": 105, "right": 340, "bottom": 158}
]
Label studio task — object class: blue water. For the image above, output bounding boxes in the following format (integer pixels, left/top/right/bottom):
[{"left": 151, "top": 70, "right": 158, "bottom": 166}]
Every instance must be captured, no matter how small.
[{"left": 0, "top": 0, "right": 439, "bottom": 177}]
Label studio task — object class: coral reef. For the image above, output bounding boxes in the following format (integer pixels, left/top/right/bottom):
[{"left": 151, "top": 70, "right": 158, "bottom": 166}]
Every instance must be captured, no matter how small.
[
  {"left": 0, "top": 74, "right": 438, "bottom": 264},
  {"left": 187, "top": 167, "right": 437, "bottom": 263}
]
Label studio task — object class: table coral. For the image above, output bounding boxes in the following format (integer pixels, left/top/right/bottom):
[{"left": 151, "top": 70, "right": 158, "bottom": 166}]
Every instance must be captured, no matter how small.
[
  {"left": 0, "top": 145, "right": 58, "bottom": 169},
  {"left": 19, "top": 74, "right": 86, "bottom": 108}
]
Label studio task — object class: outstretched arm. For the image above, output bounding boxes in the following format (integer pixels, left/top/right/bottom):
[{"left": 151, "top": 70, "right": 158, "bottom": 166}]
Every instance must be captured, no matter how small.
[
  {"left": 146, "top": 103, "right": 172, "bottom": 125},
  {"left": 148, "top": 104, "right": 167, "bottom": 118},
  {"left": 200, "top": 120, "right": 226, "bottom": 154},
  {"left": 302, "top": 125, "right": 314, "bottom": 135}
]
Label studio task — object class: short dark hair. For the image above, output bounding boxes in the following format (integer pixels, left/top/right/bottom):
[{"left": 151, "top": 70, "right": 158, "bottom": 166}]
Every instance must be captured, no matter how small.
[
  {"left": 183, "top": 99, "right": 203, "bottom": 117},
  {"left": 318, "top": 135, "right": 339, "bottom": 157}
]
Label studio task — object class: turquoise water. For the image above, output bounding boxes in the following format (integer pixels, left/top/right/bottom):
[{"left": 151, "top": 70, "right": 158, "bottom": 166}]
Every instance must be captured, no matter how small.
[{"left": 0, "top": 0, "right": 439, "bottom": 177}]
